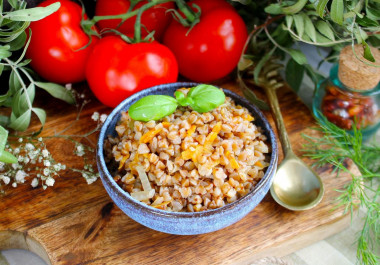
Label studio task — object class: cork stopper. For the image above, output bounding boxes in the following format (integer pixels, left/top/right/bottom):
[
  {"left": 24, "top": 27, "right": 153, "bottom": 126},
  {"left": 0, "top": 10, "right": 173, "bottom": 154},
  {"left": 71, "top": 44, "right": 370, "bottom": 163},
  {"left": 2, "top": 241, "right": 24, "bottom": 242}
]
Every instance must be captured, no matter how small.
[{"left": 338, "top": 44, "right": 380, "bottom": 91}]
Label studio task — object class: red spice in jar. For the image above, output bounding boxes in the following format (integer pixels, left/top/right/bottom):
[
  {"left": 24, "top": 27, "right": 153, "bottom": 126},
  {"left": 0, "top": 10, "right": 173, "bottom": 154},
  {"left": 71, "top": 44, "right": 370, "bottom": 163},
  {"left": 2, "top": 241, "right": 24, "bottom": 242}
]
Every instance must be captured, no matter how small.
[{"left": 321, "top": 85, "right": 378, "bottom": 130}]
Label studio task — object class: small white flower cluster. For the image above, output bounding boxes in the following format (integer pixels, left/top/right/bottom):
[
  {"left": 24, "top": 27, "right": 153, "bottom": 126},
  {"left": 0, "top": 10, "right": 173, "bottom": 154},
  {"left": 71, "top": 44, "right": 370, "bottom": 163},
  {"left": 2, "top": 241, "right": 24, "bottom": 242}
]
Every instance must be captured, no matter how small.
[
  {"left": 91, "top": 112, "right": 108, "bottom": 123},
  {"left": 0, "top": 139, "right": 67, "bottom": 190}
]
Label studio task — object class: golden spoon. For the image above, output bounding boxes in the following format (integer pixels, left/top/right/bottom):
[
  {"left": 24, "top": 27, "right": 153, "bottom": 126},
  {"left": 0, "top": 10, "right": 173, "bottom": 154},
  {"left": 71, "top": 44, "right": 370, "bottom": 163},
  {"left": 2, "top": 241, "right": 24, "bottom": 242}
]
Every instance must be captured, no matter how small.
[{"left": 264, "top": 86, "right": 324, "bottom": 211}]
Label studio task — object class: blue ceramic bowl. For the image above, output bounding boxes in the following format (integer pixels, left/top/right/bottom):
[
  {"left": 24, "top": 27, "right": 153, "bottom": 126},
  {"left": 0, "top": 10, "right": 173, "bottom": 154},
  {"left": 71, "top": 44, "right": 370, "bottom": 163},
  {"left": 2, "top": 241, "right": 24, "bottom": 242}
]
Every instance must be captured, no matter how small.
[{"left": 97, "top": 82, "right": 278, "bottom": 235}]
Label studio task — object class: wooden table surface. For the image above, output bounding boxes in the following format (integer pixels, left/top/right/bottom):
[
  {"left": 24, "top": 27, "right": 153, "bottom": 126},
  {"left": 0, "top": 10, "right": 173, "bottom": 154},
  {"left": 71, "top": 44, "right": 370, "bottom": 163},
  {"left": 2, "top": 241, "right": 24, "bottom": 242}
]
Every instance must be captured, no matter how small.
[{"left": 0, "top": 80, "right": 358, "bottom": 265}]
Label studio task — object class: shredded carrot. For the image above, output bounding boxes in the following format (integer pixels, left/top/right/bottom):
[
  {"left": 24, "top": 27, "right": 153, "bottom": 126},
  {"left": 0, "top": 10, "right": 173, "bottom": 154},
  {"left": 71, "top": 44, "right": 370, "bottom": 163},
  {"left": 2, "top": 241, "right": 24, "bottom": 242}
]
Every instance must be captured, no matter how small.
[
  {"left": 255, "top": 160, "right": 263, "bottom": 168},
  {"left": 152, "top": 201, "right": 171, "bottom": 209},
  {"left": 243, "top": 114, "right": 254, "bottom": 121},
  {"left": 181, "top": 145, "right": 204, "bottom": 164},
  {"left": 181, "top": 149, "right": 194, "bottom": 160},
  {"left": 204, "top": 122, "right": 222, "bottom": 148},
  {"left": 118, "top": 155, "right": 129, "bottom": 170},
  {"left": 162, "top": 122, "right": 171, "bottom": 128},
  {"left": 225, "top": 151, "right": 239, "bottom": 169},
  {"left": 139, "top": 128, "right": 162, "bottom": 144},
  {"left": 187, "top": 125, "right": 197, "bottom": 137}
]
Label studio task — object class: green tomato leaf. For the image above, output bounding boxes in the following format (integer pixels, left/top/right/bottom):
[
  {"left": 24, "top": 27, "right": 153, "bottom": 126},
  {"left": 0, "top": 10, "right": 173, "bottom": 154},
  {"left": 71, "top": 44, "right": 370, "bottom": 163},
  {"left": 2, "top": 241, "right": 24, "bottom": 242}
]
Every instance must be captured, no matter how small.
[
  {"left": 316, "top": 21, "right": 335, "bottom": 41},
  {"left": 35, "top": 81, "right": 75, "bottom": 104},
  {"left": 187, "top": 85, "right": 226, "bottom": 113},
  {"left": 362, "top": 41, "right": 376, "bottom": 62},
  {"left": 9, "top": 109, "right": 31, "bottom": 131},
  {"left": 286, "top": 48, "right": 308, "bottom": 65},
  {"left": 0, "top": 150, "right": 18, "bottom": 164},
  {"left": 330, "top": 0, "right": 344, "bottom": 25},
  {"left": 3, "top": 2, "right": 60, "bottom": 22},
  {"left": 316, "top": 0, "right": 330, "bottom": 18},
  {"left": 293, "top": 14, "right": 304, "bottom": 37},
  {"left": 302, "top": 14, "right": 317, "bottom": 42},
  {"left": 129, "top": 95, "right": 178, "bottom": 122},
  {"left": 282, "top": 0, "right": 308, "bottom": 14},
  {"left": 285, "top": 58, "right": 305, "bottom": 93},
  {"left": 32, "top": 107, "right": 46, "bottom": 125},
  {"left": 265, "top": 3, "right": 283, "bottom": 15}
]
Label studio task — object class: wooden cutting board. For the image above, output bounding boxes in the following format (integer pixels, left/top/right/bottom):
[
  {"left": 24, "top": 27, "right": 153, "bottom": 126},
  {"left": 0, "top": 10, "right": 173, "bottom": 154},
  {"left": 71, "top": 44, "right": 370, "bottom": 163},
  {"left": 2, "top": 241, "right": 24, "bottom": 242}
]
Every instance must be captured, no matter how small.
[{"left": 0, "top": 80, "right": 358, "bottom": 265}]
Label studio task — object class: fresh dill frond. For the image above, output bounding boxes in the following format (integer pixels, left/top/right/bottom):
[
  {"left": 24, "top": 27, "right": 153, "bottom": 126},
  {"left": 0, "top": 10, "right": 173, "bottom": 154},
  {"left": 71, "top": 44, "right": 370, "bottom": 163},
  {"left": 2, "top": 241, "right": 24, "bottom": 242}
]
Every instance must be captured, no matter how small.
[{"left": 302, "top": 115, "right": 380, "bottom": 265}]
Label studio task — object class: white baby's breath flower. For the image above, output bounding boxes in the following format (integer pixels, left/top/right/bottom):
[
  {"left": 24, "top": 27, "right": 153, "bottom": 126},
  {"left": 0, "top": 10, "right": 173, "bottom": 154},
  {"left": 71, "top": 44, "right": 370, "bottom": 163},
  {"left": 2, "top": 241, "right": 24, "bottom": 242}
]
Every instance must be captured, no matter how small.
[
  {"left": 76, "top": 145, "right": 85, "bottom": 156},
  {"left": 18, "top": 156, "right": 24, "bottom": 162},
  {"left": 25, "top": 143, "right": 34, "bottom": 150},
  {"left": 42, "top": 149, "right": 49, "bottom": 158},
  {"left": 12, "top": 182, "right": 17, "bottom": 188},
  {"left": 31, "top": 178, "right": 38, "bottom": 188},
  {"left": 2, "top": 176, "right": 10, "bottom": 185},
  {"left": 65, "top": 83, "right": 72, "bottom": 90},
  {"left": 44, "top": 160, "right": 51, "bottom": 167},
  {"left": 14, "top": 148, "right": 20, "bottom": 154},
  {"left": 24, "top": 157, "right": 30, "bottom": 164},
  {"left": 91, "top": 112, "right": 99, "bottom": 121},
  {"left": 45, "top": 177, "right": 55, "bottom": 186},
  {"left": 86, "top": 176, "right": 98, "bottom": 185},
  {"left": 18, "top": 138, "right": 23, "bottom": 143},
  {"left": 0, "top": 162, "right": 4, "bottom": 171},
  {"left": 15, "top": 170, "right": 27, "bottom": 183},
  {"left": 38, "top": 137, "right": 43, "bottom": 142},
  {"left": 11, "top": 163, "right": 18, "bottom": 170},
  {"left": 43, "top": 168, "right": 50, "bottom": 176},
  {"left": 100, "top": 114, "right": 108, "bottom": 123}
]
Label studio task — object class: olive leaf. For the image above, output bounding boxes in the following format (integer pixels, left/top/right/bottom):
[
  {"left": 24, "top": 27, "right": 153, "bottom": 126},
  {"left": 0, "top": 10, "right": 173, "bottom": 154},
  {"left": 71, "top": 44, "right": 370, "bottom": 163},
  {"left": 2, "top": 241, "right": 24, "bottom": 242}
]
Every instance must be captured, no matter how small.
[
  {"left": 316, "top": 0, "right": 330, "bottom": 18},
  {"left": 282, "top": 0, "right": 308, "bottom": 14},
  {"left": 9, "top": 109, "right": 31, "bottom": 131},
  {"left": 302, "top": 13, "right": 317, "bottom": 42},
  {"left": 3, "top": 2, "right": 60, "bottom": 21},
  {"left": 315, "top": 21, "right": 335, "bottom": 41},
  {"left": 285, "top": 58, "right": 305, "bottom": 93},
  {"left": 286, "top": 48, "right": 307, "bottom": 65},
  {"left": 293, "top": 14, "right": 304, "bottom": 37},
  {"left": 330, "top": 0, "right": 344, "bottom": 25},
  {"left": 35, "top": 82, "right": 76, "bottom": 104}
]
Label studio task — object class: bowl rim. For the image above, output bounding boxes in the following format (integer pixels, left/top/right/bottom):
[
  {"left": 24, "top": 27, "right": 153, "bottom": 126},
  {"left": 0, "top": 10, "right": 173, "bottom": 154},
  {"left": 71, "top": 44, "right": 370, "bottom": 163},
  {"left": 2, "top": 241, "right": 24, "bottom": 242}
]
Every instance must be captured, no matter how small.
[{"left": 97, "top": 82, "right": 278, "bottom": 217}]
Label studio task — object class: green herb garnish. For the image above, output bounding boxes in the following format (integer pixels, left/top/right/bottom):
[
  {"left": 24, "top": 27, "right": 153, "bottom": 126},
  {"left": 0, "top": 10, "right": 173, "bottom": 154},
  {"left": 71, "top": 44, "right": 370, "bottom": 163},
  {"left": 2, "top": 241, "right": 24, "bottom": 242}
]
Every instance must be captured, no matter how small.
[
  {"left": 303, "top": 116, "right": 380, "bottom": 265},
  {"left": 128, "top": 85, "right": 226, "bottom": 122}
]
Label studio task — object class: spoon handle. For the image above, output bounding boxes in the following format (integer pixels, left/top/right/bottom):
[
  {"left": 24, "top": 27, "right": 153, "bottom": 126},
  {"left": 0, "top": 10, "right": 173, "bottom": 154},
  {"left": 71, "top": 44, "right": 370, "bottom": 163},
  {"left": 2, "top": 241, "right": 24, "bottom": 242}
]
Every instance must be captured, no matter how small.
[{"left": 264, "top": 86, "right": 293, "bottom": 157}]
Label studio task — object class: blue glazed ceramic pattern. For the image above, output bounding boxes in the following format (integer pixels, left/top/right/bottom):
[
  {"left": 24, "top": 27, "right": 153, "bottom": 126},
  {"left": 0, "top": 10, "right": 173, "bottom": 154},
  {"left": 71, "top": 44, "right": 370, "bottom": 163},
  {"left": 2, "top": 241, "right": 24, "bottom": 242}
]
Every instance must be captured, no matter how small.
[{"left": 97, "top": 82, "right": 278, "bottom": 235}]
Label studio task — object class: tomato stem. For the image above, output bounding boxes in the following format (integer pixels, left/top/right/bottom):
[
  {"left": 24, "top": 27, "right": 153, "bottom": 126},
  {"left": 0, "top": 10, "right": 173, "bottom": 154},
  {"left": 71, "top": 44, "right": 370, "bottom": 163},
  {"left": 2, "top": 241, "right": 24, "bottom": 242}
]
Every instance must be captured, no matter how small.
[{"left": 175, "top": 0, "right": 197, "bottom": 23}]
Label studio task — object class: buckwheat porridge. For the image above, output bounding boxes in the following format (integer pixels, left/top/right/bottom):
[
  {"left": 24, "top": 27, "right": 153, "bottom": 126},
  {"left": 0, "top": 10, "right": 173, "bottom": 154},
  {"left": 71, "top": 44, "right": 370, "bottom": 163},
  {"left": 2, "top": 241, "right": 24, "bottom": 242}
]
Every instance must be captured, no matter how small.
[{"left": 104, "top": 88, "right": 270, "bottom": 212}]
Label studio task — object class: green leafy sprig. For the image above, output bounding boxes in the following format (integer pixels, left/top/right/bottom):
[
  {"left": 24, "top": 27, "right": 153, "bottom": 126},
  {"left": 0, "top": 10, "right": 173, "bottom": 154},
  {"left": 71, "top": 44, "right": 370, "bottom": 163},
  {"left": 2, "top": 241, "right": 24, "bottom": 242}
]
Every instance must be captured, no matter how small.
[
  {"left": 0, "top": 0, "right": 75, "bottom": 133},
  {"left": 302, "top": 116, "right": 380, "bottom": 265}
]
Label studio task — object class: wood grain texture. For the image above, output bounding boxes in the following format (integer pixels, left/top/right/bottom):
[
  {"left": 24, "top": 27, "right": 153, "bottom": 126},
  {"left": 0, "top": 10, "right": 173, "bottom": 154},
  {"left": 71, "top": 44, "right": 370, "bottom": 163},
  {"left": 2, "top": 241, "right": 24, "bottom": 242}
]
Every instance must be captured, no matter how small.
[{"left": 0, "top": 81, "right": 358, "bottom": 265}]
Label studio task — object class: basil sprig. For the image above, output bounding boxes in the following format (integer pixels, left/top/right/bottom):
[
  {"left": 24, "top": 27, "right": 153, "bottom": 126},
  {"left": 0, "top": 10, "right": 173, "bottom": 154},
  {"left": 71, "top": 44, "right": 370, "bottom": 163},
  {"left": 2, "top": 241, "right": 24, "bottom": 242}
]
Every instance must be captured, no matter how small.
[{"left": 129, "top": 85, "right": 226, "bottom": 122}]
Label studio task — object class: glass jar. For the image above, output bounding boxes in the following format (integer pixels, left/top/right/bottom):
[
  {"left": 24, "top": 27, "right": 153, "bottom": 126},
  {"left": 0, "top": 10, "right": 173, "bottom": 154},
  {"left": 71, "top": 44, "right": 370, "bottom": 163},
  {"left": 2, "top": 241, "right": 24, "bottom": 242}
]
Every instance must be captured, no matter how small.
[{"left": 313, "top": 64, "right": 380, "bottom": 138}]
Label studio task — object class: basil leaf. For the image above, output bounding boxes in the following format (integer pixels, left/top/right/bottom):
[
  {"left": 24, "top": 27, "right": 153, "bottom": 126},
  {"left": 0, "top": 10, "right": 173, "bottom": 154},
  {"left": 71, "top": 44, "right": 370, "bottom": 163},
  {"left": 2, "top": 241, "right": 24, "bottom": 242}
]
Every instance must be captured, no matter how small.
[
  {"left": 187, "top": 85, "right": 225, "bottom": 113},
  {"left": 0, "top": 150, "right": 18, "bottom": 164},
  {"left": 129, "top": 95, "right": 178, "bottom": 121},
  {"left": 3, "top": 2, "right": 60, "bottom": 22},
  {"left": 35, "top": 81, "right": 75, "bottom": 104}
]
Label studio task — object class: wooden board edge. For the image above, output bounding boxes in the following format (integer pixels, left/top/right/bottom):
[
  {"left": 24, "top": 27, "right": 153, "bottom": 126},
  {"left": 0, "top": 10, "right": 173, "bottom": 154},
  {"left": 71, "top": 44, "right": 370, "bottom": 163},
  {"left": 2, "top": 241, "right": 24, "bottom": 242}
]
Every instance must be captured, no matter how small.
[{"left": 228, "top": 211, "right": 353, "bottom": 265}]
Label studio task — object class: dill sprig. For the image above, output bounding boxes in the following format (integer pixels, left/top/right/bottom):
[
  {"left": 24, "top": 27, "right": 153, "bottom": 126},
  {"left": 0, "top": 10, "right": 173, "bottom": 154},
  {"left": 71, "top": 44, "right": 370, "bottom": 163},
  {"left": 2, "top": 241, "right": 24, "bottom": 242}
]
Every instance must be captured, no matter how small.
[{"left": 302, "top": 115, "right": 380, "bottom": 265}]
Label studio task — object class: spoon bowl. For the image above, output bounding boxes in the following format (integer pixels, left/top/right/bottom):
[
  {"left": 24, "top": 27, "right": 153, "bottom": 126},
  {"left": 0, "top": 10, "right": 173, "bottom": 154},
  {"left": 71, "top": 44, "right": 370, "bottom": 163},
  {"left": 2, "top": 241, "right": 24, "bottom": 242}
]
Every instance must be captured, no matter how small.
[
  {"left": 270, "top": 153, "right": 324, "bottom": 211},
  {"left": 264, "top": 85, "right": 324, "bottom": 211}
]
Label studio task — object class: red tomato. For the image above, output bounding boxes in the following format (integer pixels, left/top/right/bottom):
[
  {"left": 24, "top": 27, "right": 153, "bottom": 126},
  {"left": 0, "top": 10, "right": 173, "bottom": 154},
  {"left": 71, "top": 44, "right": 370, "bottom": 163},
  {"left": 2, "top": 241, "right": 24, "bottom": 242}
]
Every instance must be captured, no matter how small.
[
  {"left": 163, "top": 0, "right": 248, "bottom": 82},
  {"left": 26, "top": 0, "right": 98, "bottom": 84},
  {"left": 85, "top": 36, "right": 178, "bottom": 107},
  {"left": 95, "top": 0, "right": 174, "bottom": 41}
]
